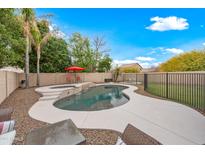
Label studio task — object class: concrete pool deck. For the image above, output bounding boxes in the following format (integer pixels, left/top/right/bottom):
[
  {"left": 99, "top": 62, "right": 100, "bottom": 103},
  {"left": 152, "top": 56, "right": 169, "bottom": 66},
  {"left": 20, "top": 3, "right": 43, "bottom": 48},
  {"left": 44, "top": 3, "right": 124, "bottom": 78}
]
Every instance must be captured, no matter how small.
[{"left": 29, "top": 82, "right": 205, "bottom": 145}]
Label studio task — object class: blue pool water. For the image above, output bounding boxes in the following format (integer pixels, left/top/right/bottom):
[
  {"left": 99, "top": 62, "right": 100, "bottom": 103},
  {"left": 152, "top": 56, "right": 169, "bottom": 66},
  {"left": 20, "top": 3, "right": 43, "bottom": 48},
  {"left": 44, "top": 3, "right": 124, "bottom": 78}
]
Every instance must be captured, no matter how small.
[{"left": 54, "top": 85, "right": 129, "bottom": 111}]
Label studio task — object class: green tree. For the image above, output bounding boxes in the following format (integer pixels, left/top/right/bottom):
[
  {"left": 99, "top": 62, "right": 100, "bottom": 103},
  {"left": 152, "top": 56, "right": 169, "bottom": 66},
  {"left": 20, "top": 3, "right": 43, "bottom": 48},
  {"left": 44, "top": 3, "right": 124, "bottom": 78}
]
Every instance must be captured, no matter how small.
[
  {"left": 30, "top": 19, "right": 51, "bottom": 86},
  {"left": 37, "top": 20, "right": 50, "bottom": 36},
  {"left": 92, "top": 36, "right": 109, "bottom": 72},
  {"left": 98, "top": 55, "right": 112, "bottom": 72},
  {"left": 68, "top": 33, "right": 113, "bottom": 72},
  {"left": 0, "top": 9, "right": 25, "bottom": 68},
  {"left": 21, "top": 8, "right": 35, "bottom": 88},
  {"left": 68, "top": 33, "right": 95, "bottom": 72},
  {"left": 30, "top": 37, "right": 71, "bottom": 73},
  {"left": 159, "top": 50, "right": 205, "bottom": 72},
  {"left": 0, "top": 9, "right": 113, "bottom": 76}
]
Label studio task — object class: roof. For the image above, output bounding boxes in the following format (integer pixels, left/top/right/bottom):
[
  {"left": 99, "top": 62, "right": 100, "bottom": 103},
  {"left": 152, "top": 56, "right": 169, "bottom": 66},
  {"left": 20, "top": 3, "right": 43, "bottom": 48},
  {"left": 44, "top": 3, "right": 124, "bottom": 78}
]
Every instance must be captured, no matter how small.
[
  {"left": 120, "top": 63, "right": 143, "bottom": 70},
  {"left": 141, "top": 68, "right": 158, "bottom": 73}
]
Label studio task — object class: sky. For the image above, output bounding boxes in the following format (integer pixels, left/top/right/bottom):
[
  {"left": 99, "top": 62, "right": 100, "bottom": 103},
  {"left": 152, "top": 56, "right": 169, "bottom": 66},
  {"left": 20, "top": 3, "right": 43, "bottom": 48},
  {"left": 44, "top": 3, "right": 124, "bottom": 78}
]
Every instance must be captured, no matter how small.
[{"left": 36, "top": 8, "right": 205, "bottom": 68}]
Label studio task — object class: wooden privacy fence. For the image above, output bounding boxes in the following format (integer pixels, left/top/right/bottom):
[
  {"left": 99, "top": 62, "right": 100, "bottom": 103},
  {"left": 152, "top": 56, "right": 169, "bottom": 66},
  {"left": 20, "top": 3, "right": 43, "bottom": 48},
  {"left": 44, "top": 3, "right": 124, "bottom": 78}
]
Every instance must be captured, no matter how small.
[{"left": 144, "top": 72, "right": 205, "bottom": 111}]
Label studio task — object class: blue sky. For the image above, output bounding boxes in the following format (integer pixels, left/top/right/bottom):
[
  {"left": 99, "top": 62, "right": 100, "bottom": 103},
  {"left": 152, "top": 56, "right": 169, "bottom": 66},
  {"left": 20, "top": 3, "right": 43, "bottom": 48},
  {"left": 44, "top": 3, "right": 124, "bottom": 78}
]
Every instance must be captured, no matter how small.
[{"left": 36, "top": 9, "right": 205, "bottom": 68}]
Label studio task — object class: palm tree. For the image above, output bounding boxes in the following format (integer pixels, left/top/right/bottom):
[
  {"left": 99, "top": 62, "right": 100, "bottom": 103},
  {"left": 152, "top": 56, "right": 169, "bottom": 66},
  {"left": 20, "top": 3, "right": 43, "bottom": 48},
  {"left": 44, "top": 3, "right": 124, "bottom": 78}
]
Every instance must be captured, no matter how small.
[
  {"left": 21, "top": 9, "right": 35, "bottom": 88},
  {"left": 31, "top": 20, "right": 51, "bottom": 86}
]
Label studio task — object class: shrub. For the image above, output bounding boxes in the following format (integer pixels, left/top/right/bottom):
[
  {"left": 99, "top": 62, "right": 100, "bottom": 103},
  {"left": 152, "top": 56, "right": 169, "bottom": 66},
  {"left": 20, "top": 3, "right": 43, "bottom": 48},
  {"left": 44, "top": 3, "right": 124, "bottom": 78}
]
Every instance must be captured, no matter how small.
[
  {"left": 159, "top": 50, "right": 205, "bottom": 72},
  {"left": 120, "top": 66, "right": 140, "bottom": 73}
]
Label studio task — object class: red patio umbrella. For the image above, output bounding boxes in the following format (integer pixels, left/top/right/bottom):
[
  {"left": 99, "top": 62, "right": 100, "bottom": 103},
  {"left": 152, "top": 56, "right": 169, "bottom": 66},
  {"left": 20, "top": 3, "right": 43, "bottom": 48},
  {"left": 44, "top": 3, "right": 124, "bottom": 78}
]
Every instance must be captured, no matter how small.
[
  {"left": 64, "top": 66, "right": 85, "bottom": 71},
  {"left": 64, "top": 66, "right": 85, "bottom": 83}
]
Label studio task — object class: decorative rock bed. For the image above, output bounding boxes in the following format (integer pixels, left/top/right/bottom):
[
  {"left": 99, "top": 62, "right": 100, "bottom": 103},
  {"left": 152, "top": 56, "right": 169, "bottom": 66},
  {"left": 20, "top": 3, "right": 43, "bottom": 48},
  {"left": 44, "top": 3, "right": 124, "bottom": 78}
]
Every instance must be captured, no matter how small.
[{"left": 0, "top": 87, "right": 120, "bottom": 145}]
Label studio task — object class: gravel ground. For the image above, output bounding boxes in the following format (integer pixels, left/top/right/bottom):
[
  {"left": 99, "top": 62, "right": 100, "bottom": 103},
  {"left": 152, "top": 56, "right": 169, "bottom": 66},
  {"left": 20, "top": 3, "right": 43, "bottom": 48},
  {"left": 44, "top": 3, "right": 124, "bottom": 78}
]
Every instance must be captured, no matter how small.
[{"left": 0, "top": 88, "right": 120, "bottom": 145}]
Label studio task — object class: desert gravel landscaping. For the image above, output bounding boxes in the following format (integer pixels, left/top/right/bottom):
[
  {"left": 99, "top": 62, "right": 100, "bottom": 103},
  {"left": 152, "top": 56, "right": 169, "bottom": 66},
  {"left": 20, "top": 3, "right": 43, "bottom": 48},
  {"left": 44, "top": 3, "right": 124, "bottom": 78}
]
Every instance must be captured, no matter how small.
[{"left": 0, "top": 88, "right": 120, "bottom": 145}]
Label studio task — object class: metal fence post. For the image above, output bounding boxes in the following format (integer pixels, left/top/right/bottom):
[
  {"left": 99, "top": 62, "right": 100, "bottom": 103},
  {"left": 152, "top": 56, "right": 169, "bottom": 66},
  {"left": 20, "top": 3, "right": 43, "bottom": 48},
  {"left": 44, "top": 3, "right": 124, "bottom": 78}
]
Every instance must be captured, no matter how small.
[
  {"left": 144, "top": 73, "right": 147, "bottom": 91},
  {"left": 136, "top": 73, "right": 138, "bottom": 85},
  {"left": 166, "top": 72, "right": 169, "bottom": 98}
]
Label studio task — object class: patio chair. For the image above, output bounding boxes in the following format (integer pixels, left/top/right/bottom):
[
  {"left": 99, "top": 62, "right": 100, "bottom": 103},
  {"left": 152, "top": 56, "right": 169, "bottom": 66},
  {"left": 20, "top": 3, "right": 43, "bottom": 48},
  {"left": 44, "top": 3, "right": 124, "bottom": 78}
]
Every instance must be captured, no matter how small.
[
  {"left": 0, "top": 107, "right": 13, "bottom": 122},
  {"left": 116, "top": 124, "right": 161, "bottom": 145},
  {"left": 76, "top": 76, "right": 81, "bottom": 83},
  {"left": 66, "top": 74, "right": 72, "bottom": 83},
  {"left": 0, "top": 108, "right": 16, "bottom": 145},
  {"left": 0, "top": 120, "right": 15, "bottom": 134}
]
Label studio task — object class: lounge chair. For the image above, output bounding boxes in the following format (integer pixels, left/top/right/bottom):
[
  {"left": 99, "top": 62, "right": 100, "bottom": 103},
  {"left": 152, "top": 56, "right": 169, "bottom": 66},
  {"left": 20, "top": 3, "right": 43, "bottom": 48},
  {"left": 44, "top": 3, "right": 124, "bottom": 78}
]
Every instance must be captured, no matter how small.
[
  {"left": 0, "top": 107, "right": 13, "bottom": 122},
  {"left": 0, "top": 108, "right": 16, "bottom": 145},
  {"left": 0, "top": 130, "right": 16, "bottom": 145},
  {"left": 117, "top": 124, "right": 161, "bottom": 145}
]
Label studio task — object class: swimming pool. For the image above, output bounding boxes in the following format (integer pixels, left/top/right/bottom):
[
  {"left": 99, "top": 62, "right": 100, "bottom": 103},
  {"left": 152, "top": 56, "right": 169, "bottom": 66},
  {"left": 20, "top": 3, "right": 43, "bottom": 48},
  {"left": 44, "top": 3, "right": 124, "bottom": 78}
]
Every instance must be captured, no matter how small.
[{"left": 54, "top": 85, "right": 129, "bottom": 111}]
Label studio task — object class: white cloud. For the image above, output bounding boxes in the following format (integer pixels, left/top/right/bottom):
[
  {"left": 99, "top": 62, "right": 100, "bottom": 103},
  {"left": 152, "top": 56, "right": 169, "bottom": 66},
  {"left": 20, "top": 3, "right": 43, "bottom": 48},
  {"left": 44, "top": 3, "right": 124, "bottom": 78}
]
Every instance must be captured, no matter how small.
[
  {"left": 146, "top": 16, "right": 189, "bottom": 31},
  {"left": 139, "top": 62, "right": 151, "bottom": 68},
  {"left": 113, "top": 59, "right": 161, "bottom": 69},
  {"left": 135, "top": 56, "right": 155, "bottom": 61},
  {"left": 202, "top": 42, "right": 205, "bottom": 46},
  {"left": 48, "top": 25, "right": 54, "bottom": 31},
  {"left": 139, "top": 62, "right": 161, "bottom": 68},
  {"left": 113, "top": 59, "right": 138, "bottom": 66},
  {"left": 165, "top": 48, "right": 184, "bottom": 54},
  {"left": 152, "top": 62, "right": 162, "bottom": 67},
  {"left": 49, "top": 23, "right": 67, "bottom": 39}
]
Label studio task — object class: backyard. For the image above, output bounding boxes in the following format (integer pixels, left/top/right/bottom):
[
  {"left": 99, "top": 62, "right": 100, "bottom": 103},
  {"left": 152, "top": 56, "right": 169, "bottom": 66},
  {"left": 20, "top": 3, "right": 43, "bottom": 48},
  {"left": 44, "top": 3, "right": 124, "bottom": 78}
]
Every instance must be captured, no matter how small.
[
  {"left": 1, "top": 8, "right": 205, "bottom": 146},
  {"left": 1, "top": 72, "right": 205, "bottom": 145},
  {"left": 0, "top": 87, "right": 121, "bottom": 145}
]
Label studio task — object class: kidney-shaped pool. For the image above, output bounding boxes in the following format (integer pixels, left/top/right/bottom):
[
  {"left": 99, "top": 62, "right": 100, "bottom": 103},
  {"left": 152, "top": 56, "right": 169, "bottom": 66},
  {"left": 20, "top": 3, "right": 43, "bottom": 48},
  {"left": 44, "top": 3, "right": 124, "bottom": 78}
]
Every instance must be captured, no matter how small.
[{"left": 53, "top": 85, "right": 129, "bottom": 111}]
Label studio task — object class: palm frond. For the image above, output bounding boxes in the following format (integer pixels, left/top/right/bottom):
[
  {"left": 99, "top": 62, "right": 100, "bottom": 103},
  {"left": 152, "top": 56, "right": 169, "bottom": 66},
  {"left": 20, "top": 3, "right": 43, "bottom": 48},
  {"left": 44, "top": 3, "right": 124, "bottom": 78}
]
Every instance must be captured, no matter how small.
[
  {"left": 40, "top": 32, "right": 52, "bottom": 48},
  {"left": 21, "top": 8, "right": 35, "bottom": 22},
  {"left": 30, "top": 20, "right": 42, "bottom": 45}
]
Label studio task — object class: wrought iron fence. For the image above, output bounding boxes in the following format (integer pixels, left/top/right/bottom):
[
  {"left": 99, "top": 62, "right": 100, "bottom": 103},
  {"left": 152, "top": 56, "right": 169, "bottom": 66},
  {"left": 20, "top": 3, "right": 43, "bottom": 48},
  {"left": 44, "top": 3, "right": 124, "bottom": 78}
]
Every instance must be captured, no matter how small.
[
  {"left": 119, "top": 72, "right": 205, "bottom": 110},
  {"left": 144, "top": 72, "right": 205, "bottom": 111},
  {"left": 121, "top": 73, "right": 144, "bottom": 85}
]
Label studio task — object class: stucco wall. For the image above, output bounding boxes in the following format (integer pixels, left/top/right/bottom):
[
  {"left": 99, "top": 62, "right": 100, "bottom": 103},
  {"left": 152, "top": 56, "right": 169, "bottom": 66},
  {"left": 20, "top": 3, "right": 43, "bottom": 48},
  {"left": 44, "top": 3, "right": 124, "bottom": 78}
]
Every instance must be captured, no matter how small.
[
  {"left": 0, "top": 72, "right": 113, "bottom": 104},
  {"left": 0, "top": 71, "right": 19, "bottom": 104},
  {"left": 18, "top": 72, "right": 113, "bottom": 87}
]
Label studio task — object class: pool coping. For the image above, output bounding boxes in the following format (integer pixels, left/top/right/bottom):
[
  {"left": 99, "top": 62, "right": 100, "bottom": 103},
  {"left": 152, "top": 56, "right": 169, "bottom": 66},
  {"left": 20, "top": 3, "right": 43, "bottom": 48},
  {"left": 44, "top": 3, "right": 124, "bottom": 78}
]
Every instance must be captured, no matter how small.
[{"left": 29, "top": 82, "right": 205, "bottom": 145}]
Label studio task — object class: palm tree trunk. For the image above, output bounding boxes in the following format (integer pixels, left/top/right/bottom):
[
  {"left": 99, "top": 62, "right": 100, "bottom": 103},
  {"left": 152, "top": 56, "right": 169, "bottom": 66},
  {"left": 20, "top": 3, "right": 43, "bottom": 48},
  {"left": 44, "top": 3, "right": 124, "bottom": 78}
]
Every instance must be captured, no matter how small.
[
  {"left": 25, "top": 33, "right": 30, "bottom": 88},
  {"left": 37, "top": 48, "right": 40, "bottom": 86}
]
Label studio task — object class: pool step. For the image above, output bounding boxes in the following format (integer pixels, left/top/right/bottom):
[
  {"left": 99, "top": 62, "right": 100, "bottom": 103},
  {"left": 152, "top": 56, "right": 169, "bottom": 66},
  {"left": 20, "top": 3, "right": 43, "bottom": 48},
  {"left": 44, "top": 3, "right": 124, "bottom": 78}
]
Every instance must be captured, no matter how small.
[
  {"left": 42, "top": 92, "right": 62, "bottom": 96},
  {"left": 36, "top": 88, "right": 70, "bottom": 94},
  {"left": 39, "top": 95, "right": 59, "bottom": 101}
]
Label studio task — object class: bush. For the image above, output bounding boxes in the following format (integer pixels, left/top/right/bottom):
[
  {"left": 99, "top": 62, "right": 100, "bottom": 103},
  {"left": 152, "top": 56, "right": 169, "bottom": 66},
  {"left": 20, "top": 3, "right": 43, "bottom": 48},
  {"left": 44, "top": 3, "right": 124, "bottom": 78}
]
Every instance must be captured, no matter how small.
[
  {"left": 159, "top": 50, "right": 205, "bottom": 72},
  {"left": 120, "top": 66, "right": 140, "bottom": 73}
]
